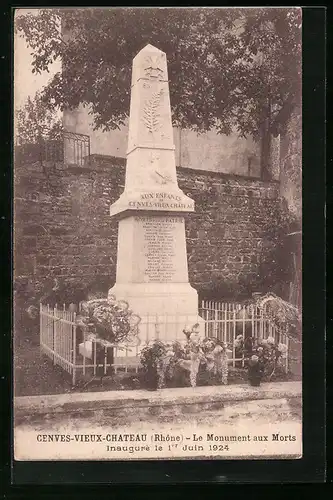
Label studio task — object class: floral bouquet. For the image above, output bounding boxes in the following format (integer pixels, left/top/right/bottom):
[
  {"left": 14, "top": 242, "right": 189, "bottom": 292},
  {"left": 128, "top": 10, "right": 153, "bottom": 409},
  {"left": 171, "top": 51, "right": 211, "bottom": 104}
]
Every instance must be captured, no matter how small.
[{"left": 139, "top": 323, "right": 234, "bottom": 390}]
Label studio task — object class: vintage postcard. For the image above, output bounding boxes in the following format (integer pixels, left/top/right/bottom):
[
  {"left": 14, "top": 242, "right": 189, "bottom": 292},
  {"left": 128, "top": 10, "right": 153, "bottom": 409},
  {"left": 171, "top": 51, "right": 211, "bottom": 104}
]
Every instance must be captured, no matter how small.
[{"left": 13, "top": 7, "right": 302, "bottom": 461}]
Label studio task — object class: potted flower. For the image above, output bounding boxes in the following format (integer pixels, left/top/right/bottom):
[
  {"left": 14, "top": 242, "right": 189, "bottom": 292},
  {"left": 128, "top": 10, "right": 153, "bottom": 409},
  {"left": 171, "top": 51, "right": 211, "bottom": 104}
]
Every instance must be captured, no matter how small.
[
  {"left": 254, "top": 336, "right": 288, "bottom": 381},
  {"left": 234, "top": 335, "right": 288, "bottom": 385},
  {"left": 177, "top": 324, "right": 232, "bottom": 387},
  {"left": 201, "top": 337, "right": 231, "bottom": 385},
  {"left": 139, "top": 340, "right": 169, "bottom": 390},
  {"left": 248, "top": 354, "right": 264, "bottom": 386}
]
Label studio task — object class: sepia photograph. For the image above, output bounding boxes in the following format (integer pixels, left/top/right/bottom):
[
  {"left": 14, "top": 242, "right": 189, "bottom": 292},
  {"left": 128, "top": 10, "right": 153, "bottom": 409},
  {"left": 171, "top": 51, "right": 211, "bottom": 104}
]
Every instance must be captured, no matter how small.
[{"left": 13, "top": 7, "right": 302, "bottom": 461}]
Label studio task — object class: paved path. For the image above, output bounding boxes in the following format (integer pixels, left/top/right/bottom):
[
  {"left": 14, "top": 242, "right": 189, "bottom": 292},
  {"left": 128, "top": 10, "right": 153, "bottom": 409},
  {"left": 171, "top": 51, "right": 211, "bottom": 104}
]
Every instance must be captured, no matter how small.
[{"left": 15, "top": 381, "right": 302, "bottom": 412}]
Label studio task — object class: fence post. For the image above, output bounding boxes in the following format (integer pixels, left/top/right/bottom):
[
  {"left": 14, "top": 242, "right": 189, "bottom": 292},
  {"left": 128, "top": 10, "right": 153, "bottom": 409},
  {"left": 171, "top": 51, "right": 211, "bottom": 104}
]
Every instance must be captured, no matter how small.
[
  {"left": 83, "top": 329, "right": 86, "bottom": 376},
  {"left": 146, "top": 314, "right": 150, "bottom": 344},
  {"left": 242, "top": 306, "right": 246, "bottom": 368},
  {"left": 104, "top": 345, "right": 108, "bottom": 376},
  {"left": 39, "top": 303, "right": 42, "bottom": 353},
  {"left": 52, "top": 305, "right": 56, "bottom": 364},
  {"left": 232, "top": 307, "right": 236, "bottom": 368},
  {"left": 93, "top": 337, "right": 97, "bottom": 376},
  {"left": 72, "top": 313, "right": 76, "bottom": 386},
  {"left": 155, "top": 314, "right": 159, "bottom": 341},
  {"left": 260, "top": 306, "right": 264, "bottom": 338},
  {"left": 214, "top": 306, "right": 218, "bottom": 339}
]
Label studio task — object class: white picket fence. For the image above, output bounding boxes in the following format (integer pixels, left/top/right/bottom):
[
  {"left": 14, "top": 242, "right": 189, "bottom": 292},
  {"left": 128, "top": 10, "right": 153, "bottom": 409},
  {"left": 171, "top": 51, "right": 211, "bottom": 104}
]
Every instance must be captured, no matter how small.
[
  {"left": 200, "top": 300, "right": 289, "bottom": 371},
  {"left": 40, "top": 304, "right": 78, "bottom": 383},
  {"left": 39, "top": 300, "right": 289, "bottom": 385},
  {"left": 40, "top": 303, "right": 142, "bottom": 385}
]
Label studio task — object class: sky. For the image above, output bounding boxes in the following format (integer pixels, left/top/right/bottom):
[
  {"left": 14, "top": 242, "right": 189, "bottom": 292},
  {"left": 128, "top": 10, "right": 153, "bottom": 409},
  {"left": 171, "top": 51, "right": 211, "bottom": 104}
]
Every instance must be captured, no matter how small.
[{"left": 14, "top": 9, "right": 60, "bottom": 111}]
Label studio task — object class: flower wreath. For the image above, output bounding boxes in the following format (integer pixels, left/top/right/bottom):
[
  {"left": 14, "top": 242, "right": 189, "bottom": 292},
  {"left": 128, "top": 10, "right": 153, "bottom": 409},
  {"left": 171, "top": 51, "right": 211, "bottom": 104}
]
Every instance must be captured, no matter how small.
[{"left": 78, "top": 293, "right": 141, "bottom": 345}]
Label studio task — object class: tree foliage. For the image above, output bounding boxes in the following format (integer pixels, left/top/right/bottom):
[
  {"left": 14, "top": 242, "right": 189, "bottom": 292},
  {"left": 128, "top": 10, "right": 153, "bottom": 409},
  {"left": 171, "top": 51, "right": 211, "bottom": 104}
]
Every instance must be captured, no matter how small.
[
  {"left": 15, "top": 91, "right": 62, "bottom": 145},
  {"left": 15, "top": 7, "right": 301, "bottom": 142},
  {"left": 232, "top": 8, "right": 301, "bottom": 139}
]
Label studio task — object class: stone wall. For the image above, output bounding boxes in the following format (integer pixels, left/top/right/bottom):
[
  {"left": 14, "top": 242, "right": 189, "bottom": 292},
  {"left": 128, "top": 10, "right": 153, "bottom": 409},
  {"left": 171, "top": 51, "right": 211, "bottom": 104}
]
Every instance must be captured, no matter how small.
[
  {"left": 14, "top": 154, "right": 281, "bottom": 300},
  {"left": 279, "top": 109, "right": 302, "bottom": 221}
]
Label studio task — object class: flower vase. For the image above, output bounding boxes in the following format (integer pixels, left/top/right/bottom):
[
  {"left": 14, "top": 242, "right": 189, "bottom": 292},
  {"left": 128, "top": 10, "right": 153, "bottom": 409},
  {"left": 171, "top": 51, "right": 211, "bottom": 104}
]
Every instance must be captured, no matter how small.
[
  {"left": 145, "top": 365, "right": 158, "bottom": 391},
  {"left": 249, "top": 377, "right": 261, "bottom": 387},
  {"left": 248, "top": 361, "right": 263, "bottom": 387}
]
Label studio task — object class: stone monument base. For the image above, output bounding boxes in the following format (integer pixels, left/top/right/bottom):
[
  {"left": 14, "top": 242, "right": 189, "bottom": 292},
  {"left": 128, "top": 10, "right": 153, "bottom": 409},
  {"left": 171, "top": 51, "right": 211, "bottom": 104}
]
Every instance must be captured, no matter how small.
[
  {"left": 109, "top": 282, "right": 199, "bottom": 316},
  {"left": 109, "top": 282, "right": 205, "bottom": 356}
]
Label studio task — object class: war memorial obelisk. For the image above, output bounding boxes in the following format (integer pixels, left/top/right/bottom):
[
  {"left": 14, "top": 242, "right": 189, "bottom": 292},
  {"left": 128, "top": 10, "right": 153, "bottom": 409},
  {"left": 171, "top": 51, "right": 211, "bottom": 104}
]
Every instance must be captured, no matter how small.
[{"left": 109, "top": 44, "right": 203, "bottom": 342}]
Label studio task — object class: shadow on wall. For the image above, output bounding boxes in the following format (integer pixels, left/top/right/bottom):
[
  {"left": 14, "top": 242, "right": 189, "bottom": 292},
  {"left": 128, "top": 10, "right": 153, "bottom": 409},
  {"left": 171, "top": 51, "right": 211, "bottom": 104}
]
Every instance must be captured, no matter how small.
[
  {"left": 63, "top": 106, "right": 261, "bottom": 176},
  {"left": 176, "top": 128, "right": 261, "bottom": 176}
]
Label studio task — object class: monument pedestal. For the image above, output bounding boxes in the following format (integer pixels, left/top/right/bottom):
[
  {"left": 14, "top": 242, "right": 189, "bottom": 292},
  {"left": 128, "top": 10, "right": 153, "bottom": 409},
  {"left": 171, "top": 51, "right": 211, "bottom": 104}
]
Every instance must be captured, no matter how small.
[
  {"left": 110, "top": 282, "right": 199, "bottom": 317},
  {"left": 109, "top": 212, "right": 204, "bottom": 348},
  {"left": 110, "top": 282, "right": 203, "bottom": 346}
]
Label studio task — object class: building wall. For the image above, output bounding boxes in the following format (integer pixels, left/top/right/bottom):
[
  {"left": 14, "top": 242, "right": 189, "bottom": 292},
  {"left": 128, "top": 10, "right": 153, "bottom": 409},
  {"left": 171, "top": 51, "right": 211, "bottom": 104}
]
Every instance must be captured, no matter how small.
[
  {"left": 63, "top": 106, "right": 261, "bottom": 176},
  {"left": 14, "top": 154, "right": 281, "bottom": 301}
]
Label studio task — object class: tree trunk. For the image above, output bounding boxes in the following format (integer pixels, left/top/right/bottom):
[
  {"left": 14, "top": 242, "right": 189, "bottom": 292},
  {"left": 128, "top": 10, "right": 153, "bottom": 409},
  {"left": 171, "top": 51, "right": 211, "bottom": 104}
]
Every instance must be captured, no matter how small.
[
  {"left": 260, "top": 127, "right": 272, "bottom": 180},
  {"left": 260, "top": 89, "right": 272, "bottom": 180},
  {"left": 260, "top": 95, "right": 272, "bottom": 180}
]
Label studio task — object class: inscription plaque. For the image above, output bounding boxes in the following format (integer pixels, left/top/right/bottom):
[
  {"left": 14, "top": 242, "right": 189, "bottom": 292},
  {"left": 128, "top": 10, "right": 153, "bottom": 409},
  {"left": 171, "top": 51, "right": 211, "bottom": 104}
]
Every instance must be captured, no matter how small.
[{"left": 133, "top": 216, "right": 188, "bottom": 283}]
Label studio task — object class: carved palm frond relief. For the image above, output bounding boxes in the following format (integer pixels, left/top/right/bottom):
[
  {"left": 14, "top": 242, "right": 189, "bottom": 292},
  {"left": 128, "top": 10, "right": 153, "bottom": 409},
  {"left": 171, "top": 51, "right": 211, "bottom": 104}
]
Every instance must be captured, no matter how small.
[{"left": 142, "top": 90, "right": 163, "bottom": 133}]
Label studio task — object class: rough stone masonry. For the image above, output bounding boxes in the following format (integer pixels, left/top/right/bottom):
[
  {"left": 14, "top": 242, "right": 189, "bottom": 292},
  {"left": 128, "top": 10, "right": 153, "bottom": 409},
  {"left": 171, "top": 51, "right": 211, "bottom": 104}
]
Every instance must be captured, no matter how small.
[{"left": 14, "top": 154, "right": 280, "bottom": 300}]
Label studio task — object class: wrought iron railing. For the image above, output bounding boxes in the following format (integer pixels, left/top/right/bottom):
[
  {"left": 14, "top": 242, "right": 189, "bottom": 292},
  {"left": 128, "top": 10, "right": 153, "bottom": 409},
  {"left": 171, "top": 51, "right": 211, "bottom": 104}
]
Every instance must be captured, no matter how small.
[
  {"left": 15, "top": 129, "right": 90, "bottom": 167},
  {"left": 63, "top": 131, "right": 90, "bottom": 166}
]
